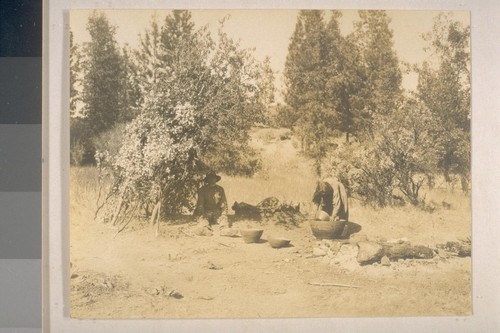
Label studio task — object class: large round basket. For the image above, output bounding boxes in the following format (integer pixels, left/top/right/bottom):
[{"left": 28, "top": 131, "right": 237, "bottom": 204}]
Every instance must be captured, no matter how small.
[
  {"left": 309, "top": 219, "right": 347, "bottom": 239},
  {"left": 240, "top": 229, "right": 264, "bottom": 243}
]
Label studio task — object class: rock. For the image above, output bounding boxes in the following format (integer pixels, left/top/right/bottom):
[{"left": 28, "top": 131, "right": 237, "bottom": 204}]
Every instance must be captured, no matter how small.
[
  {"left": 149, "top": 288, "right": 160, "bottom": 296},
  {"left": 321, "top": 239, "right": 337, "bottom": 248},
  {"left": 458, "top": 244, "right": 471, "bottom": 257},
  {"left": 349, "top": 233, "right": 368, "bottom": 245},
  {"left": 387, "top": 237, "right": 410, "bottom": 244},
  {"left": 313, "top": 247, "right": 327, "bottom": 257},
  {"left": 206, "top": 261, "right": 223, "bottom": 270},
  {"left": 381, "top": 255, "right": 391, "bottom": 266},
  {"left": 357, "top": 241, "right": 384, "bottom": 265},
  {"left": 168, "top": 289, "right": 183, "bottom": 299},
  {"left": 437, "top": 249, "right": 449, "bottom": 259},
  {"left": 220, "top": 228, "right": 240, "bottom": 237},
  {"left": 70, "top": 273, "right": 79, "bottom": 279},
  {"left": 195, "top": 226, "right": 213, "bottom": 236}
]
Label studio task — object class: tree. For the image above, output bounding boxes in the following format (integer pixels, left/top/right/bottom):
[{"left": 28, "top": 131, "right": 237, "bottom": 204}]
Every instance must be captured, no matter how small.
[
  {"left": 377, "top": 97, "right": 443, "bottom": 204},
  {"left": 121, "top": 44, "right": 142, "bottom": 121},
  {"left": 257, "top": 56, "right": 276, "bottom": 125},
  {"left": 133, "top": 15, "right": 164, "bottom": 103},
  {"left": 81, "top": 11, "right": 127, "bottom": 136},
  {"left": 199, "top": 26, "right": 263, "bottom": 175},
  {"left": 284, "top": 10, "right": 335, "bottom": 173},
  {"left": 96, "top": 11, "right": 266, "bottom": 224},
  {"left": 327, "top": 97, "right": 442, "bottom": 207},
  {"left": 352, "top": 10, "right": 403, "bottom": 132},
  {"left": 415, "top": 13, "right": 471, "bottom": 188},
  {"left": 323, "top": 10, "right": 368, "bottom": 142},
  {"left": 69, "top": 30, "right": 82, "bottom": 117}
]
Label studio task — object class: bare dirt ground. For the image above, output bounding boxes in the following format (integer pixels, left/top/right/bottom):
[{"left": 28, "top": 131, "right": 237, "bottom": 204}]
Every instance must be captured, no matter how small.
[{"left": 70, "top": 128, "right": 471, "bottom": 319}]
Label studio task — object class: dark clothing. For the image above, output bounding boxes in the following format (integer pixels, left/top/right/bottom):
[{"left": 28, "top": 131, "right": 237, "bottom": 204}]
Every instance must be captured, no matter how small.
[
  {"left": 195, "top": 184, "right": 228, "bottom": 225},
  {"left": 313, "top": 177, "right": 349, "bottom": 221}
]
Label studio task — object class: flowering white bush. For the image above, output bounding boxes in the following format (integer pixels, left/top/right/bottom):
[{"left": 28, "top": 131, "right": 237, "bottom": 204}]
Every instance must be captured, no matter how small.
[
  {"left": 93, "top": 13, "right": 268, "bottom": 225},
  {"left": 96, "top": 97, "right": 208, "bottom": 225}
]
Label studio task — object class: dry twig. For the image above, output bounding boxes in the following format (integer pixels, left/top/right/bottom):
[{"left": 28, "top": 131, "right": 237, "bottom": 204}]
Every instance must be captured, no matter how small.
[{"left": 308, "top": 282, "right": 360, "bottom": 288}]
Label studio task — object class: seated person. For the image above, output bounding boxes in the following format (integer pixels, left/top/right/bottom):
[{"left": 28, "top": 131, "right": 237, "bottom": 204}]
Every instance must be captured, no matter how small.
[{"left": 194, "top": 172, "right": 232, "bottom": 235}]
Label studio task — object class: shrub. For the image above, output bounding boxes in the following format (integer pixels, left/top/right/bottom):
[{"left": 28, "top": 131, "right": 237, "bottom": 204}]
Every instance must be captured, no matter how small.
[{"left": 324, "top": 98, "right": 443, "bottom": 207}]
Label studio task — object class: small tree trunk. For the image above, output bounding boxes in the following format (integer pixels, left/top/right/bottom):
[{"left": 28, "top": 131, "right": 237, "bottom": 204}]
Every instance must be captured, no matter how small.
[
  {"left": 150, "top": 201, "right": 161, "bottom": 224},
  {"left": 155, "top": 200, "right": 161, "bottom": 237}
]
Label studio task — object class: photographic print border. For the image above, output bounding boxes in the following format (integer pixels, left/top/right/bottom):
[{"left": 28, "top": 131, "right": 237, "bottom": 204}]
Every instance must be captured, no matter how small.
[{"left": 44, "top": 0, "right": 500, "bottom": 332}]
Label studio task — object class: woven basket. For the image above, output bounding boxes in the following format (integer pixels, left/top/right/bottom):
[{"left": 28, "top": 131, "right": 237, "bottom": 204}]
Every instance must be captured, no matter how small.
[
  {"left": 240, "top": 229, "right": 264, "bottom": 243},
  {"left": 309, "top": 219, "right": 347, "bottom": 239}
]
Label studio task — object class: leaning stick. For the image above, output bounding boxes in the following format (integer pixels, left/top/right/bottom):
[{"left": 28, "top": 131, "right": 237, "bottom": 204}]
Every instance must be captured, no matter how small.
[
  {"left": 113, "top": 205, "right": 138, "bottom": 238},
  {"left": 308, "top": 282, "right": 360, "bottom": 288}
]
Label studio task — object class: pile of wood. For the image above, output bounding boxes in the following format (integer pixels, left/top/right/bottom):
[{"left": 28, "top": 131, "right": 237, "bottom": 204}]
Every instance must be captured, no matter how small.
[
  {"left": 356, "top": 237, "right": 471, "bottom": 265},
  {"left": 437, "top": 238, "right": 472, "bottom": 257},
  {"left": 357, "top": 241, "right": 435, "bottom": 265},
  {"left": 232, "top": 197, "right": 304, "bottom": 227}
]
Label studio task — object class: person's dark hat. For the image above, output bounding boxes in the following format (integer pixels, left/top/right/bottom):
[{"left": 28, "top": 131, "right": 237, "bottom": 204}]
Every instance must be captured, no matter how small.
[{"left": 204, "top": 172, "right": 221, "bottom": 183}]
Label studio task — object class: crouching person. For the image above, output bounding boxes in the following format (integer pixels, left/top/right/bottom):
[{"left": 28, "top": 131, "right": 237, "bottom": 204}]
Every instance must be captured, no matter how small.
[
  {"left": 312, "top": 176, "right": 349, "bottom": 238},
  {"left": 194, "top": 172, "right": 234, "bottom": 236}
]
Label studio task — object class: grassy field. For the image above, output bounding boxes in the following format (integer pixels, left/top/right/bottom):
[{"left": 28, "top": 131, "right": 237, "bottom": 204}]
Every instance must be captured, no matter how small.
[{"left": 71, "top": 127, "right": 471, "bottom": 243}]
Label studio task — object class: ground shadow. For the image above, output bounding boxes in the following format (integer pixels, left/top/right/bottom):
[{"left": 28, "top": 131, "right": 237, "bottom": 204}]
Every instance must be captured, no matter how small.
[
  {"left": 339, "top": 221, "right": 362, "bottom": 239},
  {"left": 249, "top": 239, "right": 268, "bottom": 244},
  {"left": 163, "top": 214, "right": 196, "bottom": 225},
  {"left": 267, "top": 243, "right": 294, "bottom": 249},
  {"left": 164, "top": 214, "right": 261, "bottom": 226},
  {"left": 229, "top": 214, "right": 262, "bottom": 224}
]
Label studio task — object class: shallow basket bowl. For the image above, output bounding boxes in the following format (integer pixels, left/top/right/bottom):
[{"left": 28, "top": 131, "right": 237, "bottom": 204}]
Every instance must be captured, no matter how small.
[
  {"left": 309, "top": 219, "right": 347, "bottom": 240},
  {"left": 268, "top": 237, "right": 291, "bottom": 249},
  {"left": 240, "top": 229, "right": 264, "bottom": 243}
]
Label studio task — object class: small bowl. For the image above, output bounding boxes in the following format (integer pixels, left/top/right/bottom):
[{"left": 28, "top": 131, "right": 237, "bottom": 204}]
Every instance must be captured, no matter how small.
[
  {"left": 268, "top": 237, "right": 291, "bottom": 249},
  {"left": 240, "top": 229, "right": 264, "bottom": 243},
  {"left": 309, "top": 219, "right": 347, "bottom": 239}
]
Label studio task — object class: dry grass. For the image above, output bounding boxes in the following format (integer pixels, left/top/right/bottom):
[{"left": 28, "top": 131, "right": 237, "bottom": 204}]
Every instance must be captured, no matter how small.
[{"left": 70, "top": 127, "right": 471, "bottom": 245}]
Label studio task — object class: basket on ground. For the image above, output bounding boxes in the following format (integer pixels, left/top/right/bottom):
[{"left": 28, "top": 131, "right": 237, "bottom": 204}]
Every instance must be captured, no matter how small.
[
  {"left": 240, "top": 229, "right": 264, "bottom": 243},
  {"left": 309, "top": 219, "right": 347, "bottom": 239},
  {"left": 268, "top": 237, "right": 291, "bottom": 249}
]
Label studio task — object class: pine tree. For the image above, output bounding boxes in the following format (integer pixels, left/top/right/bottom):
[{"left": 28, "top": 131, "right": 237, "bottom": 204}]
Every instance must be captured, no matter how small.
[
  {"left": 134, "top": 16, "right": 163, "bottom": 103},
  {"left": 122, "top": 44, "right": 142, "bottom": 121},
  {"left": 81, "top": 11, "right": 127, "bottom": 135},
  {"left": 284, "top": 10, "right": 332, "bottom": 168},
  {"left": 257, "top": 56, "right": 276, "bottom": 124},
  {"left": 324, "top": 10, "right": 368, "bottom": 142},
  {"left": 353, "top": 10, "right": 402, "bottom": 127}
]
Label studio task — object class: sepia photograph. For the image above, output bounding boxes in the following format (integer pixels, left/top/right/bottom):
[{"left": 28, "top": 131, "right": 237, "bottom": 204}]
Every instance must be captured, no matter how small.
[{"left": 68, "top": 9, "right": 471, "bottom": 319}]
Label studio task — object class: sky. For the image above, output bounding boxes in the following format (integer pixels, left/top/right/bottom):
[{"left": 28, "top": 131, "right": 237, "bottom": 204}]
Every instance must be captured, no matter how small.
[{"left": 70, "top": 9, "right": 470, "bottom": 99}]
